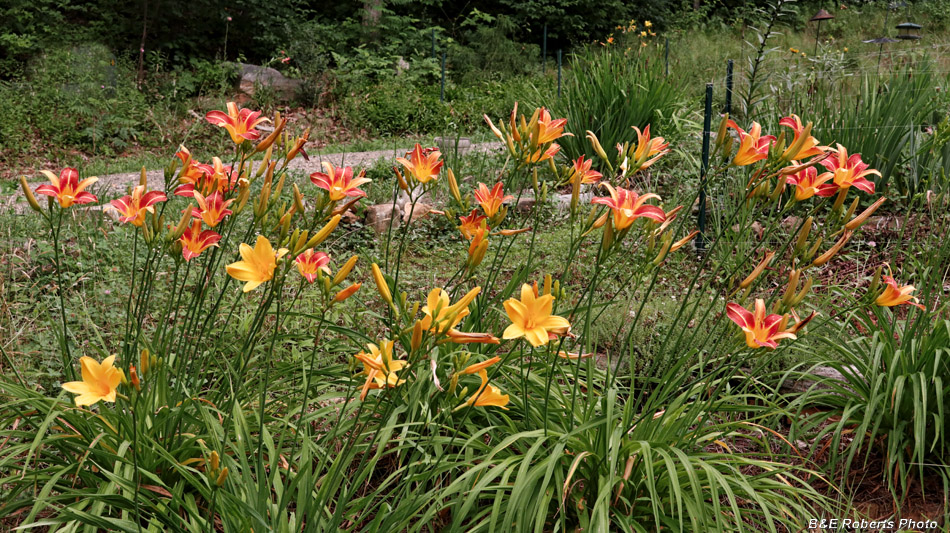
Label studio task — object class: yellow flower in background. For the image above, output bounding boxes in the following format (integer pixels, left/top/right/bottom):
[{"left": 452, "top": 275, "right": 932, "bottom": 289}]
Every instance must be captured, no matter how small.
[
  {"left": 503, "top": 283, "right": 571, "bottom": 347},
  {"left": 355, "top": 340, "right": 407, "bottom": 400},
  {"left": 875, "top": 270, "right": 925, "bottom": 310},
  {"left": 464, "top": 370, "right": 509, "bottom": 409},
  {"left": 225, "top": 235, "right": 288, "bottom": 292},
  {"left": 61, "top": 355, "right": 125, "bottom": 406}
]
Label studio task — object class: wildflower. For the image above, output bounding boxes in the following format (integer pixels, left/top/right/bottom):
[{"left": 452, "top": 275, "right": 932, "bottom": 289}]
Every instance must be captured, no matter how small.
[
  {"left": 534, "top": 108, "right": 571, "bottom": 146},
  {"left": 180, "top": 220, "right": 221, "bottom": 261},
  {"left": 110, "top": 185, "right": 167, "bottom": 226},
  {"left": 396, "top": 144, "right": 443, "bottom": 184},
  {"left": 875, "top": 271, "right": 925, "bottom": 310},
  {"left": 459, "top": 209, "right": 488, "bottom": 240},
  {"left": 786, "top": 165, "right": 837, "bottom": 201},
  {"left": 726, "top": 299, "right": 797, "bottom": 349},
  {"left": 640, "top": 31, "right": 647, "bottom": 37},
  {"left": 309, "top": 162, "right": 371, "bottom": 201},
  {"left": 174, "top": 147, "right": 214, "bottom": 197},
  {"left": 355, "top": 340, "right": 406, "bottom": 400},
  {"left": 205, "top": 102, "right": 268, "bottom": 144},
  {"left": 474, "top": 182, "right": 513, "bottom": 218},
  {"left": 525, "top": 143, "right": 561, "bottom": 163},
  {"left": 225, "top": 235, "right": 289, "bottom": 292},
  {"left": 591, "top": 184, "right": 665, "bottom": 230},
  {"left": 569, "top": 155, "right": 603, "bottom": 185},
  {"left": 727, "top": 120, "right": 775, "bottom": 166},
  {"left": 779, "top": 114, "right": 825, "bottom": 161},
  {"left": 629, "top": 125, "right": 670, "bottom": 170},
  {"left": 191, "top": 191, "right": 234, "bottom": 228},
  {"left": 61, "top": 355, "right": 125, "bottom": 407},
  {"left": 607, "top": 37, "right": 615, "bottom": 44},
  {"left": 420, "top": 287, "right": 481, "bottom": 333},
  {"left": 35, "top": 168, "right": 98, "bottom": 208},
  {"left": 464, "top": 370, "right": 509, "bottom": 409},
  {"left": 819, "top": 144, "right": 879, "bottom": 194},
  {"left": 295, "top": 249, "right": 330, "bottom": 283},
  {"left": 503, "top": 283, "right": 571, "bottom": 347},
  {"left": 645, "top": 20, "right": 652, "bottom": 28}
]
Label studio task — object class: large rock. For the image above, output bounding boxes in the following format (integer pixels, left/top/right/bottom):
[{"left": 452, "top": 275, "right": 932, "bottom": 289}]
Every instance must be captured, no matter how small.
[
  {"left": 365, "top": 203, "right": 401, "bottom": 234},
  {"left": 233, "top": 63, "right": 302, "bottom": 101}
]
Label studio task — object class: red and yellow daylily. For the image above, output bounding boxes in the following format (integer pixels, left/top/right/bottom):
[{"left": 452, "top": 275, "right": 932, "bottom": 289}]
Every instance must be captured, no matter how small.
[
  {"left": 503, "top": 283, "right": 571, "bottom": 347},
  {"left": 110, "top": 185, "right": 167, "bottom": 226},
  {"left": 309, "top": 162, "right": 371, "bottom": 201},
  {"left": 628, "top": 124, "right": 669, "bottom": 169},
  {"left": 474, "top": 182, "right": 513, "bottom": 218},
  {"left": 225, "top": 235, "right": 289, "bottom": 292},
  {"left": 61, "top": 355, "right": 125, "bottom": 407},
  {"left": 396, "top": 144, "right": 443, "bottom": 184},
  {"left": 728, "top": 120, "right": 775, "bottom": 166},
  {"left": 779, "top": 114, "right": 825, "bottom": 161},
  {"left": 179, "top": 220, "right": 221, "bottom": 261},
  {"left": 569, "top": 155, "right": 603, "bottom": 185},
  {"left": 819, "top": 144, "right": 879, "bottom": 194},
  {"left": 173, "top": 147, "right": 216, "bottom": 197},
  {"left": 459, "top": 209, "right": 488, "bottom": 240},
  {"left": 296, "top": 249, "right": 330, "bottom": 283},
  {"left": 463, "top": 370, "right": 509, "bottom": 409},
  {"left": 876, "top": 272, "right": 925, "bottom": 310},
  {"left": 205, "top": 102, "right": 268, "bottom": 144},
  {"left": 191, "top": 191, "right": 234, "bottom": 228},
  {"left": 591, "top": 184, "right": 665, "bottom": 230},
  {"left": 420, "top": 287, "right": 481, "bottom": 333},
  {"left": 726, "top": 299, "right": 796, "bottom": 349},
  {"left": 525, "top": 143, "right": 560, "bottom": 164},
  {"left": 785, "top": 165, "right": 837, "bottom": 201},
  {"left": 35, "top": 168, "right": 98, "bottom": 208},
  {"left": 354, "top": 340, "right": 407, "bottom": 400}
]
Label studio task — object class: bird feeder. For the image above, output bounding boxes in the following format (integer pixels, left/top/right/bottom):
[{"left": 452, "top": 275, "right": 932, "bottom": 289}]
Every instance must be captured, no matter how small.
[
  {"left": 896, "top": 22, "right": 922, "bottom": 40},
  {"left": 809, "top": 9, "right": 835, "bottom": 55}
]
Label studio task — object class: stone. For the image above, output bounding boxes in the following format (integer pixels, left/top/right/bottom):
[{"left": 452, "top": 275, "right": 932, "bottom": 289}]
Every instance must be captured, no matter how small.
[
  {"left": 395, "top": 56, "right": 410, "bottom": 74},
  {"left": 232, "top": 63, "right": 302, "bottom": 101},
  {"left": 81, "top": 205, "right": 120, "bottom": 222},
  {"left": 731, "top": 221, "right": 763, "bottom": 240},
  {"left": 515, "top": 197, "right": 536, "bottom": 213},
  {"left": 364, "top": 203, "right": 401, "bottom": 234},
  {"left": 403, "top": 202, "right": 432, "bottom": 223},
  {"left": 433, "top": 137, "right": 473, "bottom": 154},
  {"left": 781, "top": 216, "right": 803, "bottom": 233}
]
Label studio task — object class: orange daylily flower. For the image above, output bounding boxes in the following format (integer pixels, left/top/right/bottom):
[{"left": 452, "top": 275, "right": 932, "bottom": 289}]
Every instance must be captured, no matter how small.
[
  {"left": 61, "top": 355, "right": 125, "bottom": 407},
  {"left": 779, "top": 114, "right": 825, "bottom": 161},
  {"left": 396, "top": 144, "right": 443, "bottom": 184},
  {"left": 569, "top": 155, "right": 603, "bottom": 185},
  {"left": 474, "top": 182, "right": 513, "bottom": 218},
  {"left": 205, "top": 102, "right": 268, "bottom": 144},
  {"left": 819, "top": 144, "right": 879, "bottom": 194},
  {"left": 35, "top": 168, "right": 98, "bottom": 208},
  {"left": 225, "top": 235, "right": 289, "bottom": 292},
  {"left": 459, "top": 209, "right": 488, "bottom": 240},
  {"left": 875, "top": 272, "right": 925, "bottom": 310},
  {"left": 727, "top": 120, "right": 775, "bottom": 166},
  {"left": 534, "top": 108, "right": 571, "bottom": 146},
  {"left": 503, "top": 283, "right": 571, "bottom": 347},
  {"left": 110, "top": 185, "right": 167, "bottom": 226},
  {"left": 591, "top": 184, "right": 665, "bottom": 230},
  {"left": 463, "top": 370, "right": 509, "bottom": 409},
  {"left": 629, "top": 124, "right": 670, "bottom": 169},
  {"left": 191, "top": 191, "right": 234, "bottom": 228},
  {"left": 726, "top": 299, "right": 797, "bottom": 349},
  {"left": 179, "top": 220, "right": 221, "bottom": 261},
  {"left": 309, "top": 162, "right": 371, "bottom": 201},
  {"left": 354, "top": 340, "right": 407, "bottom": 400},
  {"left": 296, "top": 249, "right": 331, "bottom": 283},
  {"left": 173, "top": 147, "right": 216, "bottom": 197},
  {"left": 786, "top": 165, "right": 838, "bottom": 201},
  {"left": 525, "top": 143, "right": 560, "bottom": 164}
]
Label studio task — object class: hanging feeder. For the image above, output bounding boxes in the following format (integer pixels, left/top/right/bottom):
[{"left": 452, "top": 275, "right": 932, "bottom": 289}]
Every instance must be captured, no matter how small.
[
  {"left": 896, "top": 22, "right": 922, "bottom": 40},
  {"left": 809, "top": 9, "right": 835, "bottom": 55}
]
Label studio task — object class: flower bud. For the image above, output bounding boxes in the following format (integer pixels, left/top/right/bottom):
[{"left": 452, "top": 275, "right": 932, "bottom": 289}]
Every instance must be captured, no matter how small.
[
  {"left": 587, "top": 130, "right": 609, "bottom": 162},
  {"left": 739, "top": 251, "right": 775, "bottom": 289},
  {"left": 652, "top": 231, "right": 673, "bottom": 265},
  {"left": 781, "top": 269, "right": 801, "bottom": 306},
  {"left": 20, "top": 176, "right": 42, "bottom": 212},
  {"left": 794, "top": 216, "right": 813, "bottom": 254},
  {"left": 292, "top": 184, "right": 306, "bottom": 215},
  {"left": 139, "top": 166, "right": 148, "bottom": 187},
  {"left": 140, "top": 349, "right": 150, "bottom": 375},
  {"left": 333, "top": 255, "right": 359, "bottom": 286},
  {"left": 804, "top": 237, "right": 823, "bottom": 263},
  {"left": 811, "top": 231, "right": 853, "bottom": 267},
  {"left": 371, "top": 263, "right": 393, "bottom": 305},
  {"left": 255, "top": 112, "right": 285, "bottom": 153},
  {"left": 669, "top": 230, "right": 699, "bottom": 253},
  {"left": 210, "top": 451, "right": 220, "bottom": 472},
  {"left": 447, "top": 168, "right": 462, "bottom": 204},
  {"left": 129, "top": 365, "right": 141, "bottom": 391},
  {"left": 333, "top": 282, "right": 362, "bottom": 302},
  {"left": 215, "top": 467, "right": 229, "bottom": 487},
  {"left": 791, "top": 276, "right": 813, "bottom": 307},
  {"left": 845, "top": 197, "right": 886, "bottom": 231},
  {"left": 306, "top": 215, "right": 341, "bottom": 249},
  {"left": 410, "top": 320, "right": 424, "bottom": 352}
]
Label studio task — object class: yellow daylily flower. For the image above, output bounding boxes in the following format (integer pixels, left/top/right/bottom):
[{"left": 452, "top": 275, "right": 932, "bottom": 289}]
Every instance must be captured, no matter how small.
[
  {"left": 61, "top": 355, "right": 125, "bottom": 407},
  {"left": 225, "top": 235, "right": 289, "bottom": 292},
  {"left": 502, "top": 283, "right": 571, "bottom": 347}
]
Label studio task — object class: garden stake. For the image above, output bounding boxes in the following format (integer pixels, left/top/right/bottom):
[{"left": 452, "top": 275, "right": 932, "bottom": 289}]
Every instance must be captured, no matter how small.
[
  {"left": 725, "top": 59, "right": 734, "bottom": 115},
  {"left": 431, "top": 29, "right": 436, "bottom": 59},
  {"left": 542, "top": 24, "right": 548, "bottom": 72},
  {"left": 557, "top": 49, "right": 562, "bottom": 98},
  {"left": 440, "top": 51, "right": 446, "bottom": 103},
  {"left": 697, "top": 83, "right": 713, "bottom": 253},
  {"left": 665, "top": 37, "right": 670, "bottom": 77}
]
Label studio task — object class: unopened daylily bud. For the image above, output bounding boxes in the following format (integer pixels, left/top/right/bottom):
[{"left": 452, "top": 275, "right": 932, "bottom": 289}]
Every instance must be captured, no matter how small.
[
  {"left": 543, "top": 274, "right": 552, "bottom": 296},
  {"left": 256, "top": 146, "right": 273, "bottom": 178},
  {"left": 323, "top": 275, "right": 332, "bottom": 294},
  {"left": 843, "top": 197, "right": 860, "bottom": 222},
  {"left": 20, "top": 176, "right": 42, "bottom": 212},
  {"left": 142, "top": 220, "right": 153, "bottom": 243},
  {"left": 587, "top": 131, "right": 609, "bottom": 162},
  {"left": 306, "top": 215, "right": 341, "bottom": 248},
  {"left": 804, "top": 237, "right": 823, "bottom": 263},
  {"left": 447, "top": 168, "right": 462, "bottom": 203},
  {"left": 333, "top": 255, "right": 359, "bottom": 286},
  {"left": 443, "top": 331, "right": 501, "bottom": 345},
  {"left": 210, "top": 451, "right": 220, "bottom": 472},
  {"left": 868, "top": 265, "right": 883, "bottom": 294},
  {"left": 293, "top": 184, "right": 306, "bottom": 215},
  {"left": 791, "top": 276, "right": 813, "bottom": 307},
  {"left": 255, "top": 182, "right": 272, "bottom": 217},
  {"left": 215, "top": 467, "right": 229, "bottom": 487},
  {"left": 140, "top": 349, "right": 150, "bottom": 375},
  {"left": 371, "top": 263, "right": 393, "bottom": 305},
  {"left": 484, "top": 114, "right": 504, "bottom": 139},
  {"left": 235, "top": 182, "right": 251, "bottom": 214},
  {"left": 769, "top": 174, "right": 788, "bottom": 202},
  {"left": 255, "top": 112, "right": 285, "bottom": 153},
  {"left": 739, "top": 251, "right": 775, "bottom": 289},
  {"left": 669, "top": 230, "right": 699, "bottom": 253},
  {"left": 845, "top": 197, "right": 886, "bottom": 231},
  {"left": 394, "top": 167, "right": 408, "bottom": 191},
  {"left": 333, "top": 282, "right": 361, "bottom": 302},
  {"left": 811, "top": 231, "right": 853, "bottom": 267},
  {"left": 129, "top": 365, "right": 140, "bottom": 391},
  {"left": 794, "top": 216, "right": 813, "bottom": 253},
  {"left": 652, "top": 231, "right": 673, "bottom": 265},
  {"left": 138, "top": 166, "right": 148, "bottom": 187},
  {"left": 714, "top": 114, "right": 730, "bottom": 154},
  {"left": 293, "top": 230, "right": 308, "bottom": 254},
  {"left": 600, "top": 218, "right": 615, "bottom": 256},
  {"left": 410, "top": 320, "right": 423, "bottom": 351},
  {"left": 285, "top": 128, "right": 310, "bottom": 164},
  {"left": 781, "top": 269, "right": 801, "bottom": 306}
]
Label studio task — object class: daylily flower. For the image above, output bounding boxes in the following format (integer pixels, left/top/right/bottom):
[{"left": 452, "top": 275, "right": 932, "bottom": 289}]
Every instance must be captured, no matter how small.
[
  {"left": 569, "top": 155, "right": 603, "bottom": 185},
  {"left": 205, "top": 102, "right": 268, "bottom": 144},
  {"left": 61, "top": 355, "right": 125, "bottom": 407},
  {"left": 179, "top": 220, "right": 221, "bottom": 261},
  {"left": 779, "top": 114, "right": 825, "bottom": 161},
  {"left": 420, "top": 287, "right": 481, "bottom": 333},
  {"left": 396, "top": 144, "right": 443, "bottom": 184},
  {"left": 726, "top": 299, "right": 797, "bottom": 349},
  {"left": 534, "top": 108, "right": 571, "bottom": 146},
  {"left": 309, "top": 162, "right": 371, "bottom": 201},
  {"left": 35, "top": 168, "right": 98, "bottom": 208},
  {"left": 225, "top": 235, "right": 289, "bottom": 292},
  {"left": 591, "top": 184, "right": 665, "bottom": 230},
  {"left": 503, "top": 283, "right": 571, "bottom": 347},
  {"left": 191, "top": 191, "right": 234, "bottom": 228},
  {"left": 525, "top": 143, "right": 560, "bottom": 164},
  {"left": 354, "top": 340, "right": 407, "bottom": 400},
  {"left": 296, "top": 249, "right": 330, "bottom": 283},
  {"left": 786, "top": 165, "right": 837, "bottom": 201},
  {"left": 728, "top": 120, "right": 775, "bottom": 166},
  {"left": 628, "top": 124, "right": 670, "bottom": 169},
  {"left": 110, "top": 185, "right": 167, "bottom": 226},
  {"left": 173, "top": 148, "right": 216, "bottom": 197},
  {"left": 463, "top": 370, "right": 509, "bottom": 409},
  {"left": 459, "top": 209, "right": 488, "bottom": 240},
  {"left": 819, "top": 144, "right": 879, "bottom": 194},
  {"left": 474, "top": 182, "right": 513, "bottom": 218},
  {"left": 875, "top": 272, "right": 925, "bottom": 310}
]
